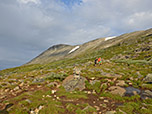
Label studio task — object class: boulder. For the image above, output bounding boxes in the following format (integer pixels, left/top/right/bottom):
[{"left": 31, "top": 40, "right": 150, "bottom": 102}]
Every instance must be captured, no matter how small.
[
  {"left": 108, "top": 86, "right": 126, "bottom": 96},
  {"left": 124, "top": 87, "right": 141, "bottom": 96},
  {"left": 62, "top": 75, "right": 86, "bottom": 91},
  {"left": 143, "top": 74, "right": 152, "bottom": 83},
  {"left": 141, "top": 90, "right": 152, "bottom": 99}
]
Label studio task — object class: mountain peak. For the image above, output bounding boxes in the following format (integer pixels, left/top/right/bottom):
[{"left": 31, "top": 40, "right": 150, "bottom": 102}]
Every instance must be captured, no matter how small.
[{"left": 48, "top": 44, "right": 71, "bottom": 50}]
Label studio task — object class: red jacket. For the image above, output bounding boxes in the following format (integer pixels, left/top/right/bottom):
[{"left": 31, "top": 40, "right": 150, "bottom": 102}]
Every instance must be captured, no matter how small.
[{"left": 98, "top": 57, "right": 101, "bottom": 62}]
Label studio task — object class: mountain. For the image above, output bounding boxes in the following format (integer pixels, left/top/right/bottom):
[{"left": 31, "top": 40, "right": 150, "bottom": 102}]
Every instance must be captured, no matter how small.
[
  {"left": 0, "top": 28, "right": 152, "bottom": 114},
  {"left": 28, "top": 28, "right": 152, "bottom": 65}
]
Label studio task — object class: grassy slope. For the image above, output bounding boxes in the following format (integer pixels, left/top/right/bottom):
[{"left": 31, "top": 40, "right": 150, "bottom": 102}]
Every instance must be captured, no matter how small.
[{"left": 0, "top": 30, "right": 152, "bottom": 114}]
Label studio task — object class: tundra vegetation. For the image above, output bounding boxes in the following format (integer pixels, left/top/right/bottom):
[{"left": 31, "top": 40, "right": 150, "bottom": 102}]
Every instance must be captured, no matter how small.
[{"left": 0, "top": 29, "right": 152, "bottom": 114}]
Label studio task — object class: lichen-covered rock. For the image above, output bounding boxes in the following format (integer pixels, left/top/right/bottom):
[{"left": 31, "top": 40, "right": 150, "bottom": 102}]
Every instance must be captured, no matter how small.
[
  {"left": 143, "top": 74, "right": 152, "bottom": 83},
  {"left": 62, "top": 75, "right": 86, "bottom": 91},
  {"left": 108, "top": 86, "right": 126, "bottom": 96}
]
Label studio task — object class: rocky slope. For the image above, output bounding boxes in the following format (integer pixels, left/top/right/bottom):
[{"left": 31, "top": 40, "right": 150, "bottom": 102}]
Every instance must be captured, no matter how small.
[{"left": 0, "top": 28, "right": 152, "bottom": 114}]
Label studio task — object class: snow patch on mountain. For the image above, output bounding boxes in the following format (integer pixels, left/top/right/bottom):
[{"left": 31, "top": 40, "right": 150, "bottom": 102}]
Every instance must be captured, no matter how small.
[
  {"left": 105, "top": 36, "right": 116, "bottom": 41},
  {"left": 68, "top": 46, "right": 80, "bottom": 54}
]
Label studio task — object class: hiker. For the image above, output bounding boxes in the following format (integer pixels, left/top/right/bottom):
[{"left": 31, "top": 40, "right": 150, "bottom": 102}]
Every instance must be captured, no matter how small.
[
  {"left": 98, "top": 57, "right": 101, "bottom": 65},
  {"left": 94, "top": 58, "right": 98, "bottom": 66},
  {"left": 98, "top": 57, "right": 104, "bottom": 65}
]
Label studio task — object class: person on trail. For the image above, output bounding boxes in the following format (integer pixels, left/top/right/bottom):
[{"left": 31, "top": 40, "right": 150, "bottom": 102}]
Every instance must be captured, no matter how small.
[
  {"left": 98, "top": 57, "right": 104, "bottom": 65},
  {"left": 94, "top": 58, "right": 98, "bottom": 66},
  {"left": 98, "top": 57, "right": 101, "bottom": 65}
]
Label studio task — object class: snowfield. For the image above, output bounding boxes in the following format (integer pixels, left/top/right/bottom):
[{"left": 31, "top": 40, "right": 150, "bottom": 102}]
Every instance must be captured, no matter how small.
[
  {"left": 68, "top": 46, "right": 80, "bottom": 54},
  {"left": 105, "top": 36, "right": 116, "bottom": 41}
]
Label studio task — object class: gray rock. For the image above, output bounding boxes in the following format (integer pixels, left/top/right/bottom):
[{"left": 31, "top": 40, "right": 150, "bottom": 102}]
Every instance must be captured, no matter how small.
[
  {"left": 32, "top": 78, "right": 44, "bottom": 83},
  {"left": 83, "top": 105, "right": 94, "bottom": 111},
  {"left": 136, "top": 71, "right": 143, "bottom": 79},
  {"left": 141, "top": 90, "right": 152, "bottom": 99},
  {"left": 62, "top": 75, "right": 86, "bottom": 91},
  {"left": 108, "top": 86, "right": 126, "bottom": 96},
  {"left": 47, "top": 82, "right": 58, "bottom": 87},
  {"left": 143, "top": 74, "right": 152, "bottom": 83},
  {"left": 125, "top": 87, "right": 140, "bottom": 96},
  {"left": 25, "top": 99, "right": 32, "bottom": 104}
]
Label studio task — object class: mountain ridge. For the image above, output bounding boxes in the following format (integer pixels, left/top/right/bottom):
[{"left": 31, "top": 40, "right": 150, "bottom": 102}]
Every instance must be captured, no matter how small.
[{"left": 27, "top": 28, "right": 152, "bottom": 65}]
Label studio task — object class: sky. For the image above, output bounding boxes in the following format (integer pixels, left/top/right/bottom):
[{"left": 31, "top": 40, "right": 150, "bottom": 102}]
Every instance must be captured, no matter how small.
[{"left": 0, "top": 0, "right": 152, "bottom": 70}]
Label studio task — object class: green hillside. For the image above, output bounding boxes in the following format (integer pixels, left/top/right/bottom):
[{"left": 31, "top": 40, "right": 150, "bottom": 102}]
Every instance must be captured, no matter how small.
[{"left": 0, "top": 28, "right": 152, "bottom": 114}]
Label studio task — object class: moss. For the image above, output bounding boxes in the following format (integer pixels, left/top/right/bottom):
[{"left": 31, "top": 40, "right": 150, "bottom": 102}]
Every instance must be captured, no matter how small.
[{"left": 56, "top": 86, "right": 88, "bottom": 99}]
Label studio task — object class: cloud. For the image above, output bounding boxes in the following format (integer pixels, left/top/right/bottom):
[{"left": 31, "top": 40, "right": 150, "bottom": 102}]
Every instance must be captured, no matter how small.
[
  {"left": 0, "top": 0, "right": 152, "bottom": 70},
  {"left": 17, "top": 0, "right": 40, "bottom": 4}
]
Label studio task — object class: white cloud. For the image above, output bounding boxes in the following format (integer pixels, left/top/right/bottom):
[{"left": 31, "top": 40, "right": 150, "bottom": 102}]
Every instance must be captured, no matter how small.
[
  {"left": 0, "top": 0, "right": 152, "bottom": 69},
  {"left": 17, "top": 0, "right": 40, "bottom": 4}
]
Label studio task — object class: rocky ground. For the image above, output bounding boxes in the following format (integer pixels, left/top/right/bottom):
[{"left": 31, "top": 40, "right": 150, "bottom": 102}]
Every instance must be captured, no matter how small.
[{"left": 0, "top": 61, "right": 152, "bottom": 114}]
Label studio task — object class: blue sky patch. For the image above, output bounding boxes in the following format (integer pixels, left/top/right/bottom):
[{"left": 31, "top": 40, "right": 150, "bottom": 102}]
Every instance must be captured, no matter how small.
[{"left": 60, "top": 0, "right": 82, "bottom": 7}]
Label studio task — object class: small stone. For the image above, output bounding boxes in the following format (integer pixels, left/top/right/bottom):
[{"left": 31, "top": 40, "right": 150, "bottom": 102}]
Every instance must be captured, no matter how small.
[
  {"left": 116, "top": 80, "right": 126, "bottom": 86},
  {"left": 52, "top": 90, "right": 56, "bottom": 94},
  {"left": 4, "top": 89, "right": 10, "bottom": 92},
  {"left": 118, "top": 109, "right": 127, "bottom": 114},
  {"left": 100, "top": 104, "right": 107, "bottom": 107},
  {"left": 141, "top": 107, "right": 146, "bottom": 110},
  {"left": 94, "top": 106, "right": 100, "bottom": 111},
  {"left": 112, "top": 77, "right": 117, "bottom": 82},
  {"left": 25, "top": 99, "right": 32, "bottom": 104},
  {"left": 100, "top": 83, "right": 107, "bottom": 88},
  {"left": 129, "top": 77, "right": 134, "bottom": 80},
  {"left": 99, "top": 97, "right": 104, "bottom": 100},
  {"left": 46, "top": 95, "right": 51, "bottom": 98},
  {"left": 47, "top": 82, "right": 58, "bottom": 87},
  {"left": 91, "top": 77, "right": 95, "bottom": 80},
  {"left": 38, "top": 105, "right": 44, "bottom": 110},
  {"left": 88, "top": 91, "right": 91, "bottom": 94},
  {"left": 143, "top": 74, "right": 152, "bottom": 83},
  {"left": 12, "top": 93, "right": 17, "bottom": 96},
  {"left": 0, "top": 95, "right": 6, "bottom": 99},
  {"left": 14, "top": 86, "right": 20, "bottom": 91},
  {"left": 37, "top": 85, "right": 41, "bottom": 88},
  {"left": 19, "top": 82, "right": 24, "bottom": 87},
  {"left": 104, "top": 100, "right": 108, "bottom": 103},
  {"left": 30, "top": 110, "right": 35, "bottom": 114},
  {"left": 35, "top": 108, "right": 39, "bottom": 113},
  {"left": 56, "top": 97, "right": 60, "bottom": 100},
  {"left": 84, "top": 91, "right": 88, "bottom": 93},
  {"left": 133, "top": 91, "right": 138, "bottom": 95},
  {"left": 105, "top": 111, "right": 116, "bottom": 114},
  {"left": 92, "top": 90, "right": 96, "bottom": 94}
]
